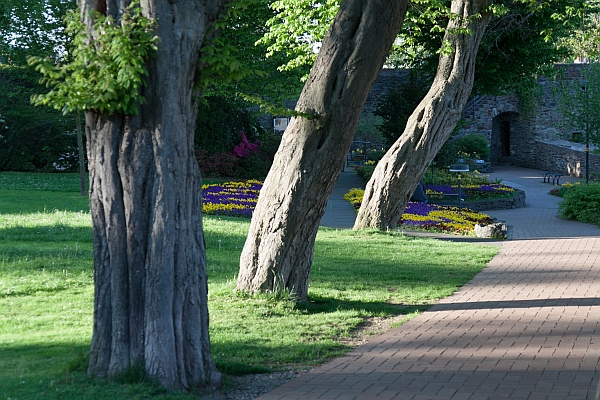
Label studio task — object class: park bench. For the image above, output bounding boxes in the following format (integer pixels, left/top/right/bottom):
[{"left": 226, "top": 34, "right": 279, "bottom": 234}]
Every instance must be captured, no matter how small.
[{"left": 541, "top": 172, "right": 562, "bottom": 185}]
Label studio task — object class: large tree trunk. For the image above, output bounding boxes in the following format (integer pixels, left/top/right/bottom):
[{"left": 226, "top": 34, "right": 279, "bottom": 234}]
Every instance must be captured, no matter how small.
[
  {"left": 354, "top": 0, "right": 492, "bottom": 230},
  {"left": 83, "top": 0, "right": 225, "bottom": 391},
  {"left": 236, "top": 0, "right": 409, "bottom": 301}
]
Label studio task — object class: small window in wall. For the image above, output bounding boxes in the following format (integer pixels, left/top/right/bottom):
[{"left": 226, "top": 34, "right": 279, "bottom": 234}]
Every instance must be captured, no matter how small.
[
  {"left": 501, "top": 121, "right": 510, "bottom": 157},
  {"left": 572, "top": 132, "right": 583, "bottom": 143}
]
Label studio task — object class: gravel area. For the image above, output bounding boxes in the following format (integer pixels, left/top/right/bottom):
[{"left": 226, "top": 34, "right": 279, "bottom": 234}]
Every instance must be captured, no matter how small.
[
  {"left": 196, "top": 314, "right": 410, "bottom": 399},
  {"left": 197, "top": 370, "right": 309, "bottom": 399}
]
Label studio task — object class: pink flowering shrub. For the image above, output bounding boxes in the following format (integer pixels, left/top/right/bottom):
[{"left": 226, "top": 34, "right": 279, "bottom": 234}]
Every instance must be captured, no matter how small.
[
  {"left": 195, "top": 131, "right": 279, "bottom": 179},
  {"left": 231, "top": 131, "right": 259, "bottom": 158}
]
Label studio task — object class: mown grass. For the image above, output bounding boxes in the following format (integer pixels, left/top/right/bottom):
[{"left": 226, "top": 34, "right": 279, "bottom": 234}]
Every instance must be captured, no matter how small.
[{"left": 0, "top": 172, "right": 499, "bottom": 399}]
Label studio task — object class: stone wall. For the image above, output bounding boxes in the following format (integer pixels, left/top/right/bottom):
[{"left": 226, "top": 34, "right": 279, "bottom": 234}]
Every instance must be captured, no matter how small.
[
  {"left": 466, "top": 189, "right": 526, "bottom": 211},
  {"left": 430, "top": 189, "right": 526, "bottom": 211},
  {"left": 530, "top": 141, "right": 600, "bottom": 177},
  {"left": 533, "top": 64, "right": 586, "bottom": 142},
  {"left": 362, "top": 68, "right": 409, "bottom": 116},
  {"left": 261, "top": 64, "right": 599, "bottom": 179},
  {"left": 458, "top": 94, "right": 521, "bottom": 141}
]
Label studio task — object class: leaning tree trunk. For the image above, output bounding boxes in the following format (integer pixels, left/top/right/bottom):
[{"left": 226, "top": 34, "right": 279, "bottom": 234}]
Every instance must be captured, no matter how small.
[
  {"left": 236, "top": 0, "right": 409, "bottom": 301},
  {"left": 83, "top": 0, "right": 225, "bottom": 391},
  {"left": 354, "top": 0, "right": 492, "bottom": 230}
]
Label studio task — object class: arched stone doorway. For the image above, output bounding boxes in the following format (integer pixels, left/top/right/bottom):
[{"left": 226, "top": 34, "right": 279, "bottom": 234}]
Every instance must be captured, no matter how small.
[{"left": 491, "top": 112, "right": 521, "bottom": 164}]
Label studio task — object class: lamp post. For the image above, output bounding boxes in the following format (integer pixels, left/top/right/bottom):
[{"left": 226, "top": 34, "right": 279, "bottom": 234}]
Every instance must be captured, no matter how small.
[{"left": 450, "top": 164, "right": 470, "bottom": 212}]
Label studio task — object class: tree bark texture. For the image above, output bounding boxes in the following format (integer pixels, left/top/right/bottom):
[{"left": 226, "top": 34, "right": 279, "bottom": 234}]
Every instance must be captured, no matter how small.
[
  {"left": 82, "top": 0, "right": 226, "bottom": 391},
  {"left": 353, "top": 0, "right": 492, "bottom": 230},
  {"left": 237, "top": 0, "right": 409, "bottom": 301}
]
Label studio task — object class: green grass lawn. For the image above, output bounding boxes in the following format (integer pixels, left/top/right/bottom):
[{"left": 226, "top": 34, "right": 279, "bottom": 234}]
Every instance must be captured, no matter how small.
[{"left": 0, "top": 172, "right": 500, "bottom": 399}]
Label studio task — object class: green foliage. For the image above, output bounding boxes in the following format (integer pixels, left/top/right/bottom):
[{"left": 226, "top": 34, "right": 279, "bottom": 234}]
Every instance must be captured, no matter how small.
[
  {"left": 354, "top": 164, "right": 375, "bottom": 183},
  {"left": 354, "top": 115, "right": 385, "bottom": 144},
  {"left": 257, "top": 0, "right": 340, "bottom": 75},
  {"left": 434, "top": 133, "right": 490, "bottom": 169},
  {"left": 195, "top": 130, "right": 281, "bottom": 179},
  {"left": 423, "top": 169, "right": 495, "bottom": 186},
  {"left": 472, "top": 0, "right": 582, "bottom": 96},
  {"left": 0, "top": 0, "right": 75, "bottom": 66},
  {"left": 552, "top": 0, "right": 600, "bottom": 61},
  {"left": 558, "top": 182, "right": 600, "bottom": 226},
  {"left": 195, "top": 96, "right": 264, "bottom": 155},
  {"left": 234, "top": 135, "right": 280, "bottom": 179},
  {"left": 373, "top": 70, "right": 432, "bottom": 145},
  {"left": 455, "top": 134, "right": 490, "bottom": 161},
  {"left": 0, "top": 65, "right": 78, "bottom": 172},
  {"left": 202, "top": 0, "right": 307, "bottom": 106},
  {"left": 553, "top": 62, "right": 600, "bottom": 148},
  {"left": 258, "top": 0, "right": 486, "bottom": 75},
  {"left": 194, "top": 95, "right": 281, "bottom": 179},
  {"left": 28, "top": 2, "right": 159, "bottom": 115},
  {"left": 198, "top": 0, "right": 268, "bottom": 90}
]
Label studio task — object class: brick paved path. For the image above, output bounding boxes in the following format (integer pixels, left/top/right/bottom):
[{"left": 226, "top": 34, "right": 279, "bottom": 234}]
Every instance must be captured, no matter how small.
[{"left": 260, "top": 166, "right": 600, "bottom": 400}]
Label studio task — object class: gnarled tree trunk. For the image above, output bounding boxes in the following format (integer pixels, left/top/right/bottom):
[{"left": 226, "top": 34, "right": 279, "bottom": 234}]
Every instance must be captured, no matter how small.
[
  {"left": 354, "top": 0, "right": 492, "bottom": 230},
  {"left": 83, "top": 0, "right": 225, "bottom": 391},
  {"left": 236, "top": 0, "right": 409, "bottom": 301}
]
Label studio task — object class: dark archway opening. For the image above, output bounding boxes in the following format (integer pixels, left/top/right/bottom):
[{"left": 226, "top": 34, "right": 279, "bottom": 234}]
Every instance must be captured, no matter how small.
[
  {"left": 491, "top": 111, "right": 520, "bottom": 164},
  {"left": 501, "top": 121, "right": 510, "bottom": 156}
]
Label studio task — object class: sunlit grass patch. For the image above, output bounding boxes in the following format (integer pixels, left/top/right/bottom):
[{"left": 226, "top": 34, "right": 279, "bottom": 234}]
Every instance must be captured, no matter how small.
[
  {"left": 0, "top": 173, "right": 500, "bottom": 398},
  {"left": 0, "top": 172, "right": 88, "bottom": 192}
]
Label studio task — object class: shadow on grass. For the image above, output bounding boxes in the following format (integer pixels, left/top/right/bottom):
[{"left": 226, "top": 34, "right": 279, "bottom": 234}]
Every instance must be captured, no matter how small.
[
  {"left": 0, "top": 225, "right": 92, "bottom": 242},
  {"left": 301, "top": 294, "right": 430, "bottom": 315},
  {"left": 0, "top": 190, "right": 90, "bottom": 214}
]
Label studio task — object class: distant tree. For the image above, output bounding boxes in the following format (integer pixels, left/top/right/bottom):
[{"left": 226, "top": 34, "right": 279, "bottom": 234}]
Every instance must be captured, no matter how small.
[
  {"left": 473, "top": 0, "right": 588, "bottom": 98},
  {"left": 0, "top": 0, "right": 79, "bottom": 174},
  {"left": 206, "top": 0, "right": 307, "bottom": 105},
  {"left": 0, "top": 0, "right": 74, "bottom": 65},
  {"left": 553, "top": 0, "right": 600, "bottom": 62},
  {"left": 354, "top": 0, "right": 493, "bottom": 230},
  {"left": 554, "top": 62, "right": 600, "bottom": 183},
  {"left": 373, "top": 70, "right": 432, "bottom": 145}
]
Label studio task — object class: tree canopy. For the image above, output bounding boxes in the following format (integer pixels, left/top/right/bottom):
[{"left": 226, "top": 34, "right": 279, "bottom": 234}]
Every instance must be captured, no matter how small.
[
  {"left": 0, "top": 0, "right": 74, "bottom": 65},
  {"left": 259, "top": 0, "right": 592, "bottom": 96},
  {"left": 554, "top": 62, "right": 600, "bottom": 182}
]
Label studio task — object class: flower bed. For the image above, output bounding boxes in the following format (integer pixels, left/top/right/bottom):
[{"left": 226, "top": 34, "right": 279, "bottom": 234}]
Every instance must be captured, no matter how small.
[
  {"left": 202, "top": 180, "right": 261, "bottom": 217},
  {"left": 400, "top": 202, "right": 494, "bottom": 235},
  {"left": 203, "top": 180, "right": 498, "bottom": 236},
  {"left": 345, "top": 188, "right": 495, "bottom": 236},
  {"left": 426, "top": 183, "right": 514, "bottom": 201}
]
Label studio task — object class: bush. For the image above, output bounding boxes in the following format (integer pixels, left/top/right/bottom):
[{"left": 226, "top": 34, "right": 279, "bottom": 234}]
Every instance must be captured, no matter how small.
[
  {"left": 373, "top": 70, "right": 432, "bottom": 145},
  {"left": 367, "top": 148, "right": 387, "bottom": 162},
  {"left": 196, "top": 130, "right": 281, "bottom": 179},
  {"left": 196, "top": 149, "right": 238, "bottom": 177},
  {"left": 195, "top": 95, "right": 263, "bottom": 155},
  {"left": 558, "top": 183, "right": 600, "bottom": 226},
  {"left": 354, "top": 163, "right": 376, "bottom": 182},
  {"left": 424, "top": 168, "right": 494, "bottom": 186},
  {"left": 0, "top": 66, "right": 79, "bottom": 172},
  {"left": 550, "top": 181, "right": 579, "bottom": 197},
  {"left": 456, "top": 134, "right": 490, "bottom": 161},
  {"left": 435, "top": 133, "right": 490, "bottom": 168}
]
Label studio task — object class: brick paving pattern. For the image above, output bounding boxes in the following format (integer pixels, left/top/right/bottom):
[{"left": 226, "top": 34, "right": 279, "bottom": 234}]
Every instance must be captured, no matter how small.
[{"left": 261, "top": 166, "right": 600, "bottom": 399}]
